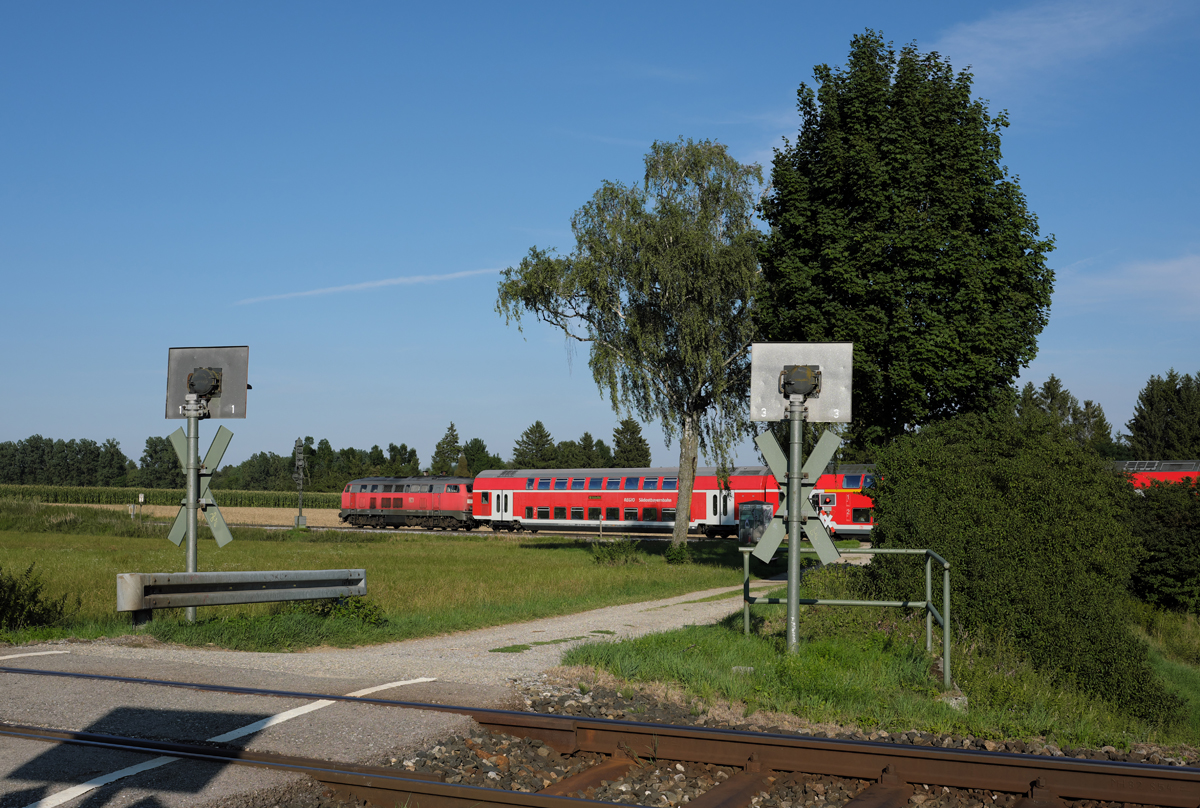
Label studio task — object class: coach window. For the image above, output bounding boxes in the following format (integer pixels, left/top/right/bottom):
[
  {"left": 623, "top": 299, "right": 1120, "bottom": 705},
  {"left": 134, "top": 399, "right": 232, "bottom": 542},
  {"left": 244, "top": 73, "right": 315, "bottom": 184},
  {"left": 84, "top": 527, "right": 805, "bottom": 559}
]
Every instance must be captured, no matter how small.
[
  {"left": 527, "top": 478, "right": 536, "bottom": 490},
  {"left": 554, "top": 507, "right": 566, "bottom": 519},
  {"left": 853, "top": 508, "right": 873, "bottom": 523},
  {"left": 623, "top": 508, "right": 638, "bottom": 521},
  {"left": 643, "top": 477, "right": 658, "bottom": 490},
  {"left": 712, "top": 494, "right": 717, "bottom": 514},
  {"left": 723, "top": 497, "right": 728, "bottom": 516},
  {"left": 606, "top": 507, "right": 620, "bottom": 521},
  {"left": 481, "top": 492, "right": 490, "bottom": 504},
  {"left": 662, "top": 508, "right": 676, "bottom": 522},
  {"left": 588, "top": 477, "right": 602, "bottom": 489},
  {"left": 571, "top": 478, "right": 585, "bottom": 490},
  {"left": 662, "top": 477, "right": 677, "bottom": 490},
  {"left": 588, "top": 507, "right": 601, "bottom": 520},
  {"left": 537, "top": 478, "right": 551, "bottom": 490},
  {"left": 570, "top": 507, "right": 584, "bottom": 520},
  {"left": 624, "top": 477, "right": 640, "bottom": 489},
  {"left": 844, "top": 475, "right": 863, "bottom": 489},
  {"left": 642, "top": 507, "right": 658, "bottom": 521},
  {"left": 538, "top": 507, "right": 551, "bottom": 520},
  {"left": 606, "top": 477, "right": 620, "bottom": 490},
  {"left": 554, "top": 478, "right": 568, "bottom": 490},
  {"left": 525, "top": 507, "right": 533, "bottom": 519}
]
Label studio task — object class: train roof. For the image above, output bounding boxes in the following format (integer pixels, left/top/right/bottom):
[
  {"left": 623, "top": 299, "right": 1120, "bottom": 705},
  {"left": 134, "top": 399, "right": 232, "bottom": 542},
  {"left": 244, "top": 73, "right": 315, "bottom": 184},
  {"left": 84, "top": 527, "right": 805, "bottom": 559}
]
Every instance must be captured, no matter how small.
[
  {"left": 1113, "top": 460, "right": 1200, "bottom": 472},
  {"left": 476, "top": 466, "right": 771, "bottom": 479},
  {"left": 346, "top": 475, "right": 474, "bottom": 484}
]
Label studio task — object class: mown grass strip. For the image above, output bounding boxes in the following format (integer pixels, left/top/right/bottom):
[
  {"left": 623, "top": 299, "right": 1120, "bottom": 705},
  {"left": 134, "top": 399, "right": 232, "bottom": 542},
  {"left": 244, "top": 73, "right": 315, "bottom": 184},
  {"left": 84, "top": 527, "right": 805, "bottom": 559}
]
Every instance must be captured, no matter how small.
[{"left": 0, "top": 484, "right": 341, "bottom": 509}]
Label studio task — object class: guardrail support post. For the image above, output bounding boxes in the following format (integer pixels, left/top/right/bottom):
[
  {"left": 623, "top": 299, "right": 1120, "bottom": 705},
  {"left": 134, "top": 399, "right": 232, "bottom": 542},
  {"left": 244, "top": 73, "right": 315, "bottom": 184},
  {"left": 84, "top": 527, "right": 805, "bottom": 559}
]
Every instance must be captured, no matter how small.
[
  {"left": 943, "top": 560, "right": 951, "bottom": 690},
  {"left": 925, "top": 554, "right": 932, "bottom": 653}
]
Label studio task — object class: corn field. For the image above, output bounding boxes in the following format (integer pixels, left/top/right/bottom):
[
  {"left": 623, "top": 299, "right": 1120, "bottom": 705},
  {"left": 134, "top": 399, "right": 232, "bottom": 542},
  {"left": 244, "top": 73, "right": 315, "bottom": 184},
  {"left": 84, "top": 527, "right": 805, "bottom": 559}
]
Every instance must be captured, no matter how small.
[{"left": 0, "top": 484, "right": 342, "bottom": 509}]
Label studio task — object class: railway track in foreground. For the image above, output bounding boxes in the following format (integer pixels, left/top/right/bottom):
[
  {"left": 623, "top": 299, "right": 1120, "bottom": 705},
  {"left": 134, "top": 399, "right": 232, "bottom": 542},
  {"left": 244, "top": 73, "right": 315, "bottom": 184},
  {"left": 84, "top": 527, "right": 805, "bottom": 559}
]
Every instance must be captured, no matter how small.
[{"left": 2, "top": 667, "right": 1198, "bottom": 808}]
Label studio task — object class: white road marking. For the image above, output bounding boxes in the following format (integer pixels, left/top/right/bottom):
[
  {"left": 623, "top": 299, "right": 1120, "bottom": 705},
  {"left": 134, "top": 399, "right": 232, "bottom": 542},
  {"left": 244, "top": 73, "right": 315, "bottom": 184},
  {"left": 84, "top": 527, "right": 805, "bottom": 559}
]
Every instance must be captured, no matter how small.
[
  {"left": 0, "top": 651, "right": 70, "bottom": 661},
  {"left": 21, "top": 675, "right": 439, "bottom": 808}
]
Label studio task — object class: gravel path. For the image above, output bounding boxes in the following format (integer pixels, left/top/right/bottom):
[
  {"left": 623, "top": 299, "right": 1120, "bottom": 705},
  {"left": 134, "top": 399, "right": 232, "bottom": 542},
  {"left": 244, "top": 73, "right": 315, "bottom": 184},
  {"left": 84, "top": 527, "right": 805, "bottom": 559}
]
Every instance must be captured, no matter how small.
[{"left": 32, "top": 581, "right": 776, "bottom": 688}]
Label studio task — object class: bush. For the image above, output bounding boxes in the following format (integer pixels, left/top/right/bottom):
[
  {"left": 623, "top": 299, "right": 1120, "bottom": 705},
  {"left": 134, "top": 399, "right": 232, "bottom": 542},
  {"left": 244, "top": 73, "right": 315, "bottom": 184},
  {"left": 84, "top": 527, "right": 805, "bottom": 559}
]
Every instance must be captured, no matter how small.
[
  {"left": 0, "top": 564, "right": 80, "bottom": 630},
  {"left": 867, "top": 410, "right": 1180, "bottom": 724},
  {"left": 290, "top": 596, "right": 387, "bottom": 627},
  {"left": 591, "top": 538, "right": 646, "bottom": 565},
  {"left": 1129, "top": 478, "right": 1200, "bottom": 613},
  {"left": 664, "top": 542, "right": 692, "bottom": 565}
]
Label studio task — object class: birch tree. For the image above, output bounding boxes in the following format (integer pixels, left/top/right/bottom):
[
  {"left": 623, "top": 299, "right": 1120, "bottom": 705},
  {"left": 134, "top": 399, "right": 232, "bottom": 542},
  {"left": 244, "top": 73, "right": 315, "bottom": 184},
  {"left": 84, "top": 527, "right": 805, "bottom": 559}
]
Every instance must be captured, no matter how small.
[{"left": 496, "top": 138, "right": 761, "bottom": 544}]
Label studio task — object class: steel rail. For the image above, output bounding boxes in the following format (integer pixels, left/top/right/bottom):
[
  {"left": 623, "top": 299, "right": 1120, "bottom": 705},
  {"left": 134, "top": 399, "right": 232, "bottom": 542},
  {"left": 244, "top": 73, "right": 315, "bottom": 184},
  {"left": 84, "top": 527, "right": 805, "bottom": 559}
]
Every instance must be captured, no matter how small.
[{"left": 3, "top": 666, "right": 1199, "bottom": 806}]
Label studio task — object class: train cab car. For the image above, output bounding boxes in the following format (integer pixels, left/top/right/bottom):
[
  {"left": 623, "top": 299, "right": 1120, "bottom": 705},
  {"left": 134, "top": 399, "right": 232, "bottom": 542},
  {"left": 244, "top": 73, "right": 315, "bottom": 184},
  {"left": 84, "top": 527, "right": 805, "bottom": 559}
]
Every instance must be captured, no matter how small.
[
  {"left": 1118, "top": 459, "right": 1200, "bottom": 488},
  {"left": 809, "top": 464, "right": 876, "bottom": 537},
  {"left": 339, "top": 476, "right": 475, "bottom": 529},
  {"left": 473, "top": 466, "right": 780, "bottom": 537}
]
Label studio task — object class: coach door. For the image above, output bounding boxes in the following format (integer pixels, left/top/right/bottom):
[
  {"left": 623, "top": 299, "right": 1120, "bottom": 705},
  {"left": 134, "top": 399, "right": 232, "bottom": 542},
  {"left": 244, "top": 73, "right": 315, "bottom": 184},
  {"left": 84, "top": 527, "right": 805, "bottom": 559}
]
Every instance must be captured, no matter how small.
[{"left": 499, "top": 492, "right": 510, "bottom": 522}]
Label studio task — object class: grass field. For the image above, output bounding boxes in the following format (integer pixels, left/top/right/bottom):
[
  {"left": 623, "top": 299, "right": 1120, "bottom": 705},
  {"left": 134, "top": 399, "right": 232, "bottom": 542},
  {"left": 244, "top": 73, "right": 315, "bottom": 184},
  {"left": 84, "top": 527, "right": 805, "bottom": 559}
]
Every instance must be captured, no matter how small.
[{"left": 0, "top": 498, "right": 775, "bottom": 649}]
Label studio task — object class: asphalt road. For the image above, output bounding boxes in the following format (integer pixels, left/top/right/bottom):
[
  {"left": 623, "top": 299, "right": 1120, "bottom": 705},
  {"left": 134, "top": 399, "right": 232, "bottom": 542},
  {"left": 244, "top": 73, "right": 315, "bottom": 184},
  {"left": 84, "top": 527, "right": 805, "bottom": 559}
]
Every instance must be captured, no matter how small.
[{"left": 0, "top": 580, "right": 777, "bottom": 808}]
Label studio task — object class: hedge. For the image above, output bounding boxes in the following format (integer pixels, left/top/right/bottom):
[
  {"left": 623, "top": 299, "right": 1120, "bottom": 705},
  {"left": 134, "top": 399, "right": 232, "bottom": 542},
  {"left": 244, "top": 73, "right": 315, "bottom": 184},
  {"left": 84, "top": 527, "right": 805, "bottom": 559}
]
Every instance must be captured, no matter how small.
[{"left": 0, "top": 484, "right": 342, "bottom": 509}]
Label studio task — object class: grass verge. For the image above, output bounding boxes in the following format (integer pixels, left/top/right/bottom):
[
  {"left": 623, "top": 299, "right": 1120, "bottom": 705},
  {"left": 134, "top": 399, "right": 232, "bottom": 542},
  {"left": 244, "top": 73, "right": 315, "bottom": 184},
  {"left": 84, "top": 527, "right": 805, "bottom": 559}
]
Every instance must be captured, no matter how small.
[{"left": 562, "top": 564, "right": 1200, "bottom": 749}]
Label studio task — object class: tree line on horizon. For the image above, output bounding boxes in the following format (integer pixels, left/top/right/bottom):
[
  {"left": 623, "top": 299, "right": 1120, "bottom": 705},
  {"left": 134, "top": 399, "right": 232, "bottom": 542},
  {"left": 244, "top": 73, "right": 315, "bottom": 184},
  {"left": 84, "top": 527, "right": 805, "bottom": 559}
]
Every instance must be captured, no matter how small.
[{"left": 0, "top": 416, "right": 656, "bottom": 493}]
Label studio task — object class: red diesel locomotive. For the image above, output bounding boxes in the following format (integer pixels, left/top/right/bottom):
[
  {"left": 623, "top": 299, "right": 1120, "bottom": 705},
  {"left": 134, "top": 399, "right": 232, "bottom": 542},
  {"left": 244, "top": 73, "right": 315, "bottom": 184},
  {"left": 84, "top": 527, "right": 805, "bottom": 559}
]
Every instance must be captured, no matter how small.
[{"left": 339, "top": 476, "right": 475, "bottom": 529}]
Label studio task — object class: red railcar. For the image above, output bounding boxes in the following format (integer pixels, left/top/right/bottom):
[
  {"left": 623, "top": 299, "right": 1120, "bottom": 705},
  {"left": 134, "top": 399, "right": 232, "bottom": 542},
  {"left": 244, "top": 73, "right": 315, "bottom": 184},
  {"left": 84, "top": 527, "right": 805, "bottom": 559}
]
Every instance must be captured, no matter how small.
[
  {"left": 339, "top": 475, "right": 475, "bottom": 529},
  {"left": 809, "top": 465, "right": 876, "bottom": 537},
  {"left": 473, "top": 466, "right": 781, "bottom": 537},
  {"left": 1118, "top": 459, "right": 1200, "bottom": 488}
]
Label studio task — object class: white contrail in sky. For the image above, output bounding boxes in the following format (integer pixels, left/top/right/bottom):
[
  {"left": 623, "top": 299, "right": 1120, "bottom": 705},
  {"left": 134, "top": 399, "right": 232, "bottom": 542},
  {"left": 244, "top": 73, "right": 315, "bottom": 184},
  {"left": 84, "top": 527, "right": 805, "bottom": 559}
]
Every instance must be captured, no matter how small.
[{"left": 235, "top": 267, "right": 502, "bottom": 305}]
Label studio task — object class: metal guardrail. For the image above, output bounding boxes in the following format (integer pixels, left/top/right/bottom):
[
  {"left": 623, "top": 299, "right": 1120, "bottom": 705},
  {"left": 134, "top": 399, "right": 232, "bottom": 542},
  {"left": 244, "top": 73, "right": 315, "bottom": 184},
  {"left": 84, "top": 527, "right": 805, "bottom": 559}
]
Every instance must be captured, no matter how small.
[
  {"left": 740, "top": 547, "right": 952, "bottom": 689},
  {"left": 116, "top": 569, "right": 367, "bottom": 625}
]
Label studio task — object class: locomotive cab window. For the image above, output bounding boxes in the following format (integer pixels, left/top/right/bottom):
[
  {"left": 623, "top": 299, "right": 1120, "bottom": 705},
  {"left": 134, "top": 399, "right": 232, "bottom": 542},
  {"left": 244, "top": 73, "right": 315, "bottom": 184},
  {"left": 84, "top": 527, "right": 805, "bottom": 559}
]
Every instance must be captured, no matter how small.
[
  {"left": 862, "top": 475, "right": 875, "bottom": 492},
  {"left": 588, "top": 477, "right": 603, "bottom": 490},
  {"left": 434, "top": 484, "right": 445, "bottom": 494},
  {"left": 843, "top": 475, "right": 862, "bottom": 489},
  {"left": 606, "top": 478, "right": 620, "bottom": 490},
  {"left": 446, "top": 484, "right": 459, "bottom": 493},
  {"left": 643, "top": 477, "right": 658, "bottom": 490},
  {"left": 344, "top": 485, "right": 351, "bottom": 493},
  {"left": 662, "top": 477, "right": 677, "bottom": 490},
  {"left": 853, "top": 508, "right": 873, "bottom": 523},
  {"left": 624, "top": 477, "right": 640, "bottom": 489},
  {"left": 481, "top": 492, "right": 490, "bottom": 504},
  {"left": 370, "top": 484, "right": 379, "bottom": 493},
  {"left": 571, "top": 478, "right": 585, "bottom": 490}
]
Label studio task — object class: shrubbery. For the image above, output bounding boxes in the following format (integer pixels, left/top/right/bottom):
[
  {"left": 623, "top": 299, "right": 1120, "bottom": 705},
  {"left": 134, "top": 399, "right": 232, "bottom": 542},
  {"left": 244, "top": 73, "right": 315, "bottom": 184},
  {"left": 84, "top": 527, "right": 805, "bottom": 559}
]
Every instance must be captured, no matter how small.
[
  {"left": 1, "top": 564, "right": 80, "bottom": 631},
  {"left": 1129, "top": 478, "right": 1200, "bottom": 613},
  {"left": 867, "top": 410, "right": 1180, "bottom": 724}
]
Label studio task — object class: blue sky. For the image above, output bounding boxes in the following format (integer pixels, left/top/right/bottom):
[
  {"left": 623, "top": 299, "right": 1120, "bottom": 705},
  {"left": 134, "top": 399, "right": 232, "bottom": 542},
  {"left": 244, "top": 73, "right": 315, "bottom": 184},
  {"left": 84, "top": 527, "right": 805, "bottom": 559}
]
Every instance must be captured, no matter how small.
[{"left": 2, "top": 0, "right": 1197, "bottom": 470}]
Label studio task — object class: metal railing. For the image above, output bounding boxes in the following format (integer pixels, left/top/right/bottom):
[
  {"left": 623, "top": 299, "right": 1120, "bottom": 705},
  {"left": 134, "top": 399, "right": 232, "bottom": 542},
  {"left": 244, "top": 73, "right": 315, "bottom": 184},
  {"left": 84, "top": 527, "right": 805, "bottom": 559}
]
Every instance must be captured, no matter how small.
[
  {"left": 740, "top": 547, "right": 952, "bottom": 689},
  {"left": 117, "top": 569, "right": 367, "bottom": 626}
]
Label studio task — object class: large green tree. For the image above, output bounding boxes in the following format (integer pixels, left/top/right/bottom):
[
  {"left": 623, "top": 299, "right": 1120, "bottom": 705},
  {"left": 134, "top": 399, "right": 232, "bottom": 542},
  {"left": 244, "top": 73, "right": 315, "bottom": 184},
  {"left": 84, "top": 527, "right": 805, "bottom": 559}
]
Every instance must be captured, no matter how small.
[
  {"left": 757, "top": 31, "right": 1055, "bottom": 452},
  {"left": 497, "top": 138, "right": 762, "bottom": 544},
  {"left": 511, "top": 421, "right": 558, "bottom": 468},
  {"left": 430, "top": 423, "right": 462, "bottom": 476},
  {"left": 612, "top": 417, "right": 652, "bottom": 468},
  {"left": 1127, "top": 369, "right": 1200, "bottom": 460}
]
